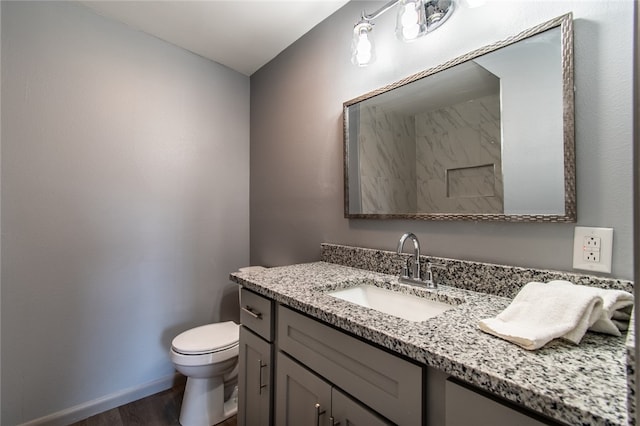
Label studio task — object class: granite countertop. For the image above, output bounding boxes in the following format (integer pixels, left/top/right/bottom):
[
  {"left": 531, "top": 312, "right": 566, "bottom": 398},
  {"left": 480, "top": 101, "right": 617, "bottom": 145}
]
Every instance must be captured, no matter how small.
[{"left": 231, "top": 261, "right": 630, "bottom": 426}]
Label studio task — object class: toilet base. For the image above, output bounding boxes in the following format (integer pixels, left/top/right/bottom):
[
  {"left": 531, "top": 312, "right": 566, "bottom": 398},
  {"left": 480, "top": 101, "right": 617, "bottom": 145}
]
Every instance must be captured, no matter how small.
[{"left": 179, "top": 376, "right": 238, "bottom": 426}]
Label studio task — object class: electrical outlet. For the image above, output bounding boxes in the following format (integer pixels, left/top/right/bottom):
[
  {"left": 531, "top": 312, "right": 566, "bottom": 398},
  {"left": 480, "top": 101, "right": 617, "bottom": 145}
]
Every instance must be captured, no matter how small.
[
  {"left": 583, "top": 250, "right": 600, "bottom": 263},
  {"left": 583, "top": 235, "right": 601, "bottom": 249},
  {"left": 573, "top": 226, "right": 613, "bottom": 273}
]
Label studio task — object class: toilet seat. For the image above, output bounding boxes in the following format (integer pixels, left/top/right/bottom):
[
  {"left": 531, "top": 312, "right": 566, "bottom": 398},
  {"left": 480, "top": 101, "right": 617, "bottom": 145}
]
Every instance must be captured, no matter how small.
[{"left": 172, "top": 321, "right": 239, "bottom": 355}]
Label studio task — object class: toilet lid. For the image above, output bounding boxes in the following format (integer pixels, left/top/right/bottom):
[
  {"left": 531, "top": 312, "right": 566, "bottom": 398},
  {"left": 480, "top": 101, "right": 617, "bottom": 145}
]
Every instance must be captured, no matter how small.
[{"left": 172, "top": 321, "right": 239, "bottom": 355}]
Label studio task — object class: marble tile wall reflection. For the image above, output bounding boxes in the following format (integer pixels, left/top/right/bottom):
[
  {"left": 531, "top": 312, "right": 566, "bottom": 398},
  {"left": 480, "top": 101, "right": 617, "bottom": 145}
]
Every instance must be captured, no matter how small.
[
  {"left": 359, "top": 105, "right": 416, "bottom": 213},
  {"left": 358, "top": 94, "right": 502, "bottom": 215},
  {"left": 416, "top": 94, "right": 503, "bottom": 213}
]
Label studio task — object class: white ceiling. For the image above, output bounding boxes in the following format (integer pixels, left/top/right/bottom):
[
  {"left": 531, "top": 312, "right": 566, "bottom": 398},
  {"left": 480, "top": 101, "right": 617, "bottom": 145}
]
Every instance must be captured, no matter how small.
[{"left": 80, "top": 0, "right": 350, "bottom": 76}]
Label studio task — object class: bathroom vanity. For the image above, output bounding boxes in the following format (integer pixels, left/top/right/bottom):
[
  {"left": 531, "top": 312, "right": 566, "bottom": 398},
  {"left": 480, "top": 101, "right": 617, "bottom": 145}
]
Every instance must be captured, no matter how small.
[{"left": 232, "top": 245, "right": 634, "bottom": 425}]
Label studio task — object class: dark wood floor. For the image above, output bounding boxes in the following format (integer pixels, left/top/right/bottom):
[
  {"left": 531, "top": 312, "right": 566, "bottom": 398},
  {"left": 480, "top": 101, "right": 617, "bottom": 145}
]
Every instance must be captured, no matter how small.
[{"left": 71, "top": 383, "right": 237, "bottom": 426}]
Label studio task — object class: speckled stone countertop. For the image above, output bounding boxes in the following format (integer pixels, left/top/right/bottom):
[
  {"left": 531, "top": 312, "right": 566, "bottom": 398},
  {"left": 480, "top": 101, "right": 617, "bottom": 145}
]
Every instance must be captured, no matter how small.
[
  {"left": 626, "top": 317, "right": 636, "bottom": 424},
  {"left": 231, "top": 261, "right": 630, "bottom": 426}
]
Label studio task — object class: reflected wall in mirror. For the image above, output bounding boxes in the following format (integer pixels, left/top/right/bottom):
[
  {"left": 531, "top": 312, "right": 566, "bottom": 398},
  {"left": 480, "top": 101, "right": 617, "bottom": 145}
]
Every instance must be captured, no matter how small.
[{"left": 344, "top": 13, "right": 575, "bottom": 222}]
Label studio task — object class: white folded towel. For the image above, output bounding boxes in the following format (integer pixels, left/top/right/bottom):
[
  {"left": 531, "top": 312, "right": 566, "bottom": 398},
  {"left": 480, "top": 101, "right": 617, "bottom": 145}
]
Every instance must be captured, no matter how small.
[
  {"left": 478, "top": 280, "right": 633, "bottom": 350},
  {"left": 562, "top": 281, "right": 634, "bottom": 336}
]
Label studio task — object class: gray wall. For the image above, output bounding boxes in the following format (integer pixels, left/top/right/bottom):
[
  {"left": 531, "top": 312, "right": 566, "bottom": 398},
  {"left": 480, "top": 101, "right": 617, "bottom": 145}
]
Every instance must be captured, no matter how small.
[
  {"left": 250, "top": 0, "right": 635, "bottom": 280},
  {"left": 1, "top": 2, "right": 249, "bottom": 425}
]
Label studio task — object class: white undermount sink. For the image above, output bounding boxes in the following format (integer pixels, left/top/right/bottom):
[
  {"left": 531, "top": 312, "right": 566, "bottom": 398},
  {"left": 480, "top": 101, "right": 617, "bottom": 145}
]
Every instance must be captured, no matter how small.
[{"left": 328, "top": 284, "right": 455, "bottom": 322}]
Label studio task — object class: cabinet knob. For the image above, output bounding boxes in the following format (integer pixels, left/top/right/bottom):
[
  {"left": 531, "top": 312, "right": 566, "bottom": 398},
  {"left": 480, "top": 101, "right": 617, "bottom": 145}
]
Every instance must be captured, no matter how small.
[{"left": 315, "top": 403, "right": 326, "bottom": 426}]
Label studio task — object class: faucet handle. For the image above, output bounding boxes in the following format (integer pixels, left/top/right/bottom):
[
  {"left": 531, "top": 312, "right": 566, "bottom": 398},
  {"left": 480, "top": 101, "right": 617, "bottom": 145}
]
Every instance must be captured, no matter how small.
[
  {"left": 401, "top": 258, "right": 411, "bottom": 279},
  {"left": 425, "top": 261, "right": 446, "bottom": 288},
  {"left": 427, "top": 261, "right": 446, "bottom": 270}
]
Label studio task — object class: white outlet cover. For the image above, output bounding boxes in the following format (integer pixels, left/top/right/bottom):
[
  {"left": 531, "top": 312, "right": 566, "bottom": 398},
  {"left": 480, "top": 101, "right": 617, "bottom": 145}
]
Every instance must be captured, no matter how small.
[{"left": 572, "top": 226, "right": 613, "bottom": 273}]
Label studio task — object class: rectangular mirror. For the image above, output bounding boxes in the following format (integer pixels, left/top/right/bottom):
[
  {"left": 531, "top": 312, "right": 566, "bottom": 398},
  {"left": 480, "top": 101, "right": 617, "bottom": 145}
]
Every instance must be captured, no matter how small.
[{"left": 344, "top": 13, "right": 575, "bottom": 222}]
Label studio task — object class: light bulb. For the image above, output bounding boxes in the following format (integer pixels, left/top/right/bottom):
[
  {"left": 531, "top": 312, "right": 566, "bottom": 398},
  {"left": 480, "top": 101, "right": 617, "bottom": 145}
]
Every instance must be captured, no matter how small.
[
  {"left": 356, "top": 34, "right": 372, "bottom": 64},
  {"left": 351, "top": 22, "right": 375, "bottom": 66},
  {"left": 401, "top": 4, "right": 420, "bottom": 39},
  {"left": 396, "top": 0, "right": 427, "bottom": 42},
  {"left": 401, "top": 4, "right": 419, "bottom": 26}
]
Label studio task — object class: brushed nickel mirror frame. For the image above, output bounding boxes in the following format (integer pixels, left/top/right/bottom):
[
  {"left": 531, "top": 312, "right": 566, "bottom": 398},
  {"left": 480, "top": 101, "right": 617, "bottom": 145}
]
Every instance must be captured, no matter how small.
[{"left": 343, "top": 13, "right": 575, "bottom": 222}]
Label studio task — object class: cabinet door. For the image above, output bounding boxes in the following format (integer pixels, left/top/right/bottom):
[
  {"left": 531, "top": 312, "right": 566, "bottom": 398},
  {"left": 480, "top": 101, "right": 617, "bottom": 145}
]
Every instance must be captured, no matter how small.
[
  {"left": 331, "top": 388, "right": 392, "bottom": 426},
  {"left": 238, "top": 326, "right": 272, "bottom": 426},
  {"left": 276, "top": 352, "right": 332, "bottom": 426},
  {"left": 445, "top": 379, "right": 554, "bottom": 426},
  {"left": 278, "top": 306, "right": 422, "bottom": 425}
]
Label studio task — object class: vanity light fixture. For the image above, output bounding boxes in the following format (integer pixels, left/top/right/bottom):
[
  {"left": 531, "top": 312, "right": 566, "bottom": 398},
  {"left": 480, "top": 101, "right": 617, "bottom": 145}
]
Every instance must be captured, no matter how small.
[{"left": 351, "top": 0, "right": 455, "bottom": 67}]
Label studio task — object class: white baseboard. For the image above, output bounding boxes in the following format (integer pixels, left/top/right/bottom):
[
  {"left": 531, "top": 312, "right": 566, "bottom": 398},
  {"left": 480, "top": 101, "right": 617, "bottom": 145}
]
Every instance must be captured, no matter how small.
[{"left": 19, "top": 373, "right": 181, "bottom": 426}]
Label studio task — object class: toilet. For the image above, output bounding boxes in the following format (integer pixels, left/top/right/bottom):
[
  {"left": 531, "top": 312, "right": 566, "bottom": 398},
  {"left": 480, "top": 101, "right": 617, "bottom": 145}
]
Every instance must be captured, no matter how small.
[
  {"left": 170, "top": 266, "right": 264, "bottom": 426},
  {"left": 170, "top": 321, "right": 240, "bottom": 426}
]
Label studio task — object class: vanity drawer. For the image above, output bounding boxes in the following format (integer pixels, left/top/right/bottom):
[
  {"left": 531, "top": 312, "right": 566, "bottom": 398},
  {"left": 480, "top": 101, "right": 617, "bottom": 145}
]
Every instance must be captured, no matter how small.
[
  {"left": 240, "top": 288, "right": 274, "bottom": 342},
  {"left": 277, "top": 305, "right": 423, "bottom": 425}
]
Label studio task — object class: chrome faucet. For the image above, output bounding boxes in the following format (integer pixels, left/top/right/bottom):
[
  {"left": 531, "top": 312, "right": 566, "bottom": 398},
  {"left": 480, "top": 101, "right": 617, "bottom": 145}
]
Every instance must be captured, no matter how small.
[
  {"left": 396, "top": 233, "right": 445, "bottom": 289},
  {"left": 397, "top": 232, "right": 421, "bottom": 280}
]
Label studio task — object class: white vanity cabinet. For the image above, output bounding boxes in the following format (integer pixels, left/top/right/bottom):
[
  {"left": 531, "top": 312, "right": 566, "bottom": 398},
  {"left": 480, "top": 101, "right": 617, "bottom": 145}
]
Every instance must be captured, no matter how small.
[{"left": 238, "top": 289, "right": 274, "bottom": 426}]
